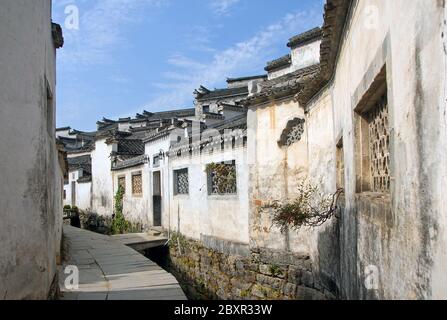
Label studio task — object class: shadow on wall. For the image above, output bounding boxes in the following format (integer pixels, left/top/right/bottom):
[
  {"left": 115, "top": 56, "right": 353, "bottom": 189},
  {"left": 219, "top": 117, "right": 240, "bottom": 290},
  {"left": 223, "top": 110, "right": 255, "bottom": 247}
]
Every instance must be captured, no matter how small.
[{"left": 317, "top": 213, "right": 341, "bottom": 298}]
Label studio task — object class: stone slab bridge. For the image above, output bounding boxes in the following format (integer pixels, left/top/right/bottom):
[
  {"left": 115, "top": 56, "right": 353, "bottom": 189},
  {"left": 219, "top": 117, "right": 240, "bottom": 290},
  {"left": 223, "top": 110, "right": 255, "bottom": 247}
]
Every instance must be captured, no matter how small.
[{"left": 58, "top": 226, "right": 186, "bottom": 300}]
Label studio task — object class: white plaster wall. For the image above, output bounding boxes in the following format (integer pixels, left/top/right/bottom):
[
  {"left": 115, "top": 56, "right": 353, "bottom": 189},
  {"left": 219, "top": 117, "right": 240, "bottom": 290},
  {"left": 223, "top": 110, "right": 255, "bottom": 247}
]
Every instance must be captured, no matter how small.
[
  {"left": 0, "top": 0, "right": 62, "bottom": 299},
  {"left": 91, "top": 139, "right": 114, "bottom": 216},
  {"left": 248, "top": 97, "right": 309, "bottom": 251},
  {"left": 112, "top": 164, "right": 150, "bottom": 226},
  {"left": 76, "top": 182, "right": 92, "bottom": 211},
  {"left": 268, "top": 66, "right": 292, "bottom": 80},
  {"left": 169, "top": 146, "right": 250, "bottom": 244},
  {"left": 63, "top": 170, "right": 91, "bottom": 210},
  {"left": 319, "top": 0, "right": 447, "bottom": 299},
  {"left": 290, "top": 40, "right": 321, "bottom": 71},
  {"left": 145, "top": 136, "right": 172, "bottom": 227}
]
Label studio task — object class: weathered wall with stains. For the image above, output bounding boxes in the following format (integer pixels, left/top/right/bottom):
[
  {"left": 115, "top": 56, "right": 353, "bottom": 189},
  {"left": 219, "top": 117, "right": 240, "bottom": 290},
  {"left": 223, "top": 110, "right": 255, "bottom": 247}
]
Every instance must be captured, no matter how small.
[
  {"left": 0, "top": 0, "right": 63, "bottom": 299},
  {"left": 324, "top": 0, "right": 447, "bottom": 299},
  {"left": 169, "top": 144, "right": 250, "bottom": 245},
  {"left": 91, "top": 139, "right": 114, "bottom": 217},
  {"left": 247, "top": 89, "right": 340, "bottom": 296},
  {"left": 112, "top": 164, "right": 150, "bottom": 226},
  {"left": 247, "top": 97, "right": 310, "bottom": 252}
]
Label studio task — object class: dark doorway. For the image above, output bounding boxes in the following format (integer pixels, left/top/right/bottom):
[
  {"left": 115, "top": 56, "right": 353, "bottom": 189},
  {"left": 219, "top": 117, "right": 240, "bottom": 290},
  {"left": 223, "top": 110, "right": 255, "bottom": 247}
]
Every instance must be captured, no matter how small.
[{"left": 153, "top": 171, "right": 162, "bottom": 226}]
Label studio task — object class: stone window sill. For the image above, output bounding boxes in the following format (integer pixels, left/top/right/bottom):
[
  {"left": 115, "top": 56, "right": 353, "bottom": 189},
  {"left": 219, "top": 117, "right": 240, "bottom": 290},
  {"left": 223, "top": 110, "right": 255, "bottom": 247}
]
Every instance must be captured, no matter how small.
[
  {"left": 208, "top": 194, "right": 239, "bottom": 200},
  {"left": 173, "top": 194, "right": 190, "bottom": 199}
]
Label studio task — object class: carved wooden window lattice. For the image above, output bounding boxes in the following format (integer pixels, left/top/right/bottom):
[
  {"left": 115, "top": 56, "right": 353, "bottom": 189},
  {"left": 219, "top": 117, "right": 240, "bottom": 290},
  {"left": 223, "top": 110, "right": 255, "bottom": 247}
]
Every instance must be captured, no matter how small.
[
  {"left": 132, "top": 173, "right": 143, "bottom": 195},
  {"left": 207, "top": 162, "right": 237, "bottom": 195},
  {"left": 174, "top": 169, "right": 189, "bottom": 195},
  {"left": 118, "top": 176, "right": 126, "bottom": 193},
  {"left": 367, "top": 93, "right": 390, "bottom": 193}
]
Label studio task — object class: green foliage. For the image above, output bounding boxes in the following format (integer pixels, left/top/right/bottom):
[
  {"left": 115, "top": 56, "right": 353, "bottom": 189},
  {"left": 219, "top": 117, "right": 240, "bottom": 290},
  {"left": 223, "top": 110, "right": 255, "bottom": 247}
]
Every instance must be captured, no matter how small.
[
  {"left": 110, "top": 185, "right": 131, "bottom": 235},
  {"left": 63, "top": 205, "right": 79, "bottom": 218},
  {"left": 264, "top": 181, "right": 343, "bottom": 232},
  {"left": 169, "top": 232, "right": 187, "bottom": 249},
  {"left": 269, "top": 264, "right": 283, "bottom": 277}
]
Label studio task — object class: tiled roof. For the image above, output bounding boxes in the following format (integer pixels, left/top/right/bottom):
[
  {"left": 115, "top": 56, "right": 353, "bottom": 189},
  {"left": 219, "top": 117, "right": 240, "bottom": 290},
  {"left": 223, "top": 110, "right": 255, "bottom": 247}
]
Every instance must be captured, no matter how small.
[
  {"left": 227, "top": 75, "right": 267, "bottom": 83},
  {"left": 287, "top": 27, "right": 322, "bottom": 48},
  {"left": 210, "top": 114, "right": 247, "bottom": 131},
  {"left": 130, "top": 108, "right": 196, "bottom": 123},
  {"left": 295, "top": 0, "right": 352, "bottom": 106},
  {"left": 112, "top": 155, "right": 149, "bottom": 171},
  {"left": 196, "top": 86, "right": 249, "bottom": 101},
  {"left": 68, "top": 155, "right": 91, "bottom": 174},
  {"left": 77, "top": 175, "right": 92, "bottom": 184},
  {"left": 265, "top": 54, "right": 292, "bottom": 72},
  {"left": 116, "top": 139, "right": 145, "bottom": 156},
  {"left": 242, "top": 64, "right": 320, "bottom": 106}
]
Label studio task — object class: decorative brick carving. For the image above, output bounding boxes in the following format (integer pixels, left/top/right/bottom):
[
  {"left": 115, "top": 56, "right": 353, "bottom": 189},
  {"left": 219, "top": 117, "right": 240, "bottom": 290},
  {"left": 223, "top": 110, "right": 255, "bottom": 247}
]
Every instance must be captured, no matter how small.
[{"left": 278, "top": 118, "right": 306, "bottom": 147}]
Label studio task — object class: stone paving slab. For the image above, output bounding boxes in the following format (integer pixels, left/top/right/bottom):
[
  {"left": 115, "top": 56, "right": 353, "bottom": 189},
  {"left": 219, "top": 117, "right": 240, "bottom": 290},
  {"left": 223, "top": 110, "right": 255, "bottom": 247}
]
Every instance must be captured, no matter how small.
[{"left": 59, "top": 226, "right": 186, "bottom": 300}]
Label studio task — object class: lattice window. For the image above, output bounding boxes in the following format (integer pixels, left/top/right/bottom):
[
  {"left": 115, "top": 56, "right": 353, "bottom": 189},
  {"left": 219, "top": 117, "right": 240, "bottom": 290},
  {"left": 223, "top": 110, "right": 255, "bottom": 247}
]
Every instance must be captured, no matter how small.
[
  {"left": 118, "top": 176, "right": 126, "bottom": 193},
  {"left": 367, "top": 94, "right": 390, "bottom": 193},
  {"left": 278, "top": 118, "right": 305, "bottom": 147},
  {"left": 132, "top": 173, "right": 143, "bottom": 195},
  {"left": 207, "top": 162, "right": 237, "bottom": 195},
  {"left": 287, "top": 123, "right": 305, "bottom": 146},
  {"left": 174, "top": 169, "right": 189, "bottom": 195}
]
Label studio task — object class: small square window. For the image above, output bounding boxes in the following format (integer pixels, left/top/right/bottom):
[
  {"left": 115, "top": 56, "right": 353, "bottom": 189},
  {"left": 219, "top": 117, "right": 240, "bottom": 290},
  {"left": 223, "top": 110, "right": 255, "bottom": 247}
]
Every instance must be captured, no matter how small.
[
  {"left": 207, "top": 162, "right": 237, "bottom": 195},
  {"left": 174, "top": 168, "right": 189, "bottom": 195},
  {"left": 132, "top": 173, "right": 143, "bottom": 195}
]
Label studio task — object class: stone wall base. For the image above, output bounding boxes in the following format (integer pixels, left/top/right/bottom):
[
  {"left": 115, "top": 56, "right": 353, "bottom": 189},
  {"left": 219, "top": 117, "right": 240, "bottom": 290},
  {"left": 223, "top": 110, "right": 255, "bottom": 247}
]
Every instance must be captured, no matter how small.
[{"left": 168, "top": 234, "right": 335, "bottom": 300}]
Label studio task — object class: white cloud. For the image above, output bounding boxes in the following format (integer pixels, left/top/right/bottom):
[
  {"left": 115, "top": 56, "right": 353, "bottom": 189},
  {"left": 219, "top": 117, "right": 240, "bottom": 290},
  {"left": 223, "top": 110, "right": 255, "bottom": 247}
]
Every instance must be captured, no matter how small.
[
  {"left": 210, "top": 0, "right": 241, "bottom": 15},
  {"left": 138, "top": 10, "right": 322, "bottom": 112},
  {"left": 54, "top": 0, "right": 168, "bottom": 68}
]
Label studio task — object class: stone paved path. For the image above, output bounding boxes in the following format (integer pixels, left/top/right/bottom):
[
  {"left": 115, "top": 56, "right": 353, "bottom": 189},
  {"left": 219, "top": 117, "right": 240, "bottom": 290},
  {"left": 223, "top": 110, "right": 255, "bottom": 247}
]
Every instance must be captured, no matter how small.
[{"left": 59, "top": 226, "right": 186, "bottom": 300}]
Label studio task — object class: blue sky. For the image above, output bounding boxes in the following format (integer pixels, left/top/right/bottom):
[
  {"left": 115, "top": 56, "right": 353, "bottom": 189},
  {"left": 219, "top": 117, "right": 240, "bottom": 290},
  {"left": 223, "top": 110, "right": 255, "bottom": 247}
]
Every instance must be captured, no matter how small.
[{"left": 52, "top": 0, "right": 324, "bottom": 132}]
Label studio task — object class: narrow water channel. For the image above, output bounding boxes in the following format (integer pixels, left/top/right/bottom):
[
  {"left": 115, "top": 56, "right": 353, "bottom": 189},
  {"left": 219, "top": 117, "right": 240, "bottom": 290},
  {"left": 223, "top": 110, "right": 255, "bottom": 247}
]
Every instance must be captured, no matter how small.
[{"left": 144, "top": 246, "right": 216, "bottom": 300}]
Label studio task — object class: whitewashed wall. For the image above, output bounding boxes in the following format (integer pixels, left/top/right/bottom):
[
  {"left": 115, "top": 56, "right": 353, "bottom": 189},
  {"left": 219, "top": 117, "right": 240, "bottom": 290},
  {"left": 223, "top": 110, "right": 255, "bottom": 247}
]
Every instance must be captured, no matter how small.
[
  {"left": 112, "top": 164, "right": 150, "bottom": 226},
  {"left": 0, "top": 0, "right": 62, "bottom": 299},
  {"left": 290, "top": 40, "right": 321, "bottom": 71},
  {"left": 91, "top": 139, "right": 114, "bottom": 217},
  {"left": 325, "top": 0, "right": 447, "bottom": 300},
  {"left": 169, "top": 146, "right": 250, "bottom": 244},
  {"left": 145, "top": 135, "right": 172, "bottom": 227}
]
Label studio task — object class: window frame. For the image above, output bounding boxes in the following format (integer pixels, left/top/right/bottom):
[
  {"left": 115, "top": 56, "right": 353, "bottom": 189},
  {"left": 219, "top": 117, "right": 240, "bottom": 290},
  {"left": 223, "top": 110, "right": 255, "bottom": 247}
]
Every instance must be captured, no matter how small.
[
  {"left": 118, "top": 175, "right": 126, "bottom": 194},
  {"left": 173, "top": 168, "right": 190, "bottom": 196},
  {"left": 354, "top": 66, "right": 391, "bottom": 195},
  {"left": 131, "top": 171, "right": 143, "bottom": 196},
  {"left": 206, "top": 161, "right": 238, "bottom": 197}
]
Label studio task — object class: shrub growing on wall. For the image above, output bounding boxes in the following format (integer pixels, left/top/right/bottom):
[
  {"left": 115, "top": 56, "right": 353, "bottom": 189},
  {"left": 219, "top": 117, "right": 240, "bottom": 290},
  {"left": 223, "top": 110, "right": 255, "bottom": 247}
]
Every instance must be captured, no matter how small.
[
  {"left": 111, "top": 185, "right": 131, "bottom": 235},
  {"left": 264, "top": 181, "right": 343, "bottom": 232}
]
